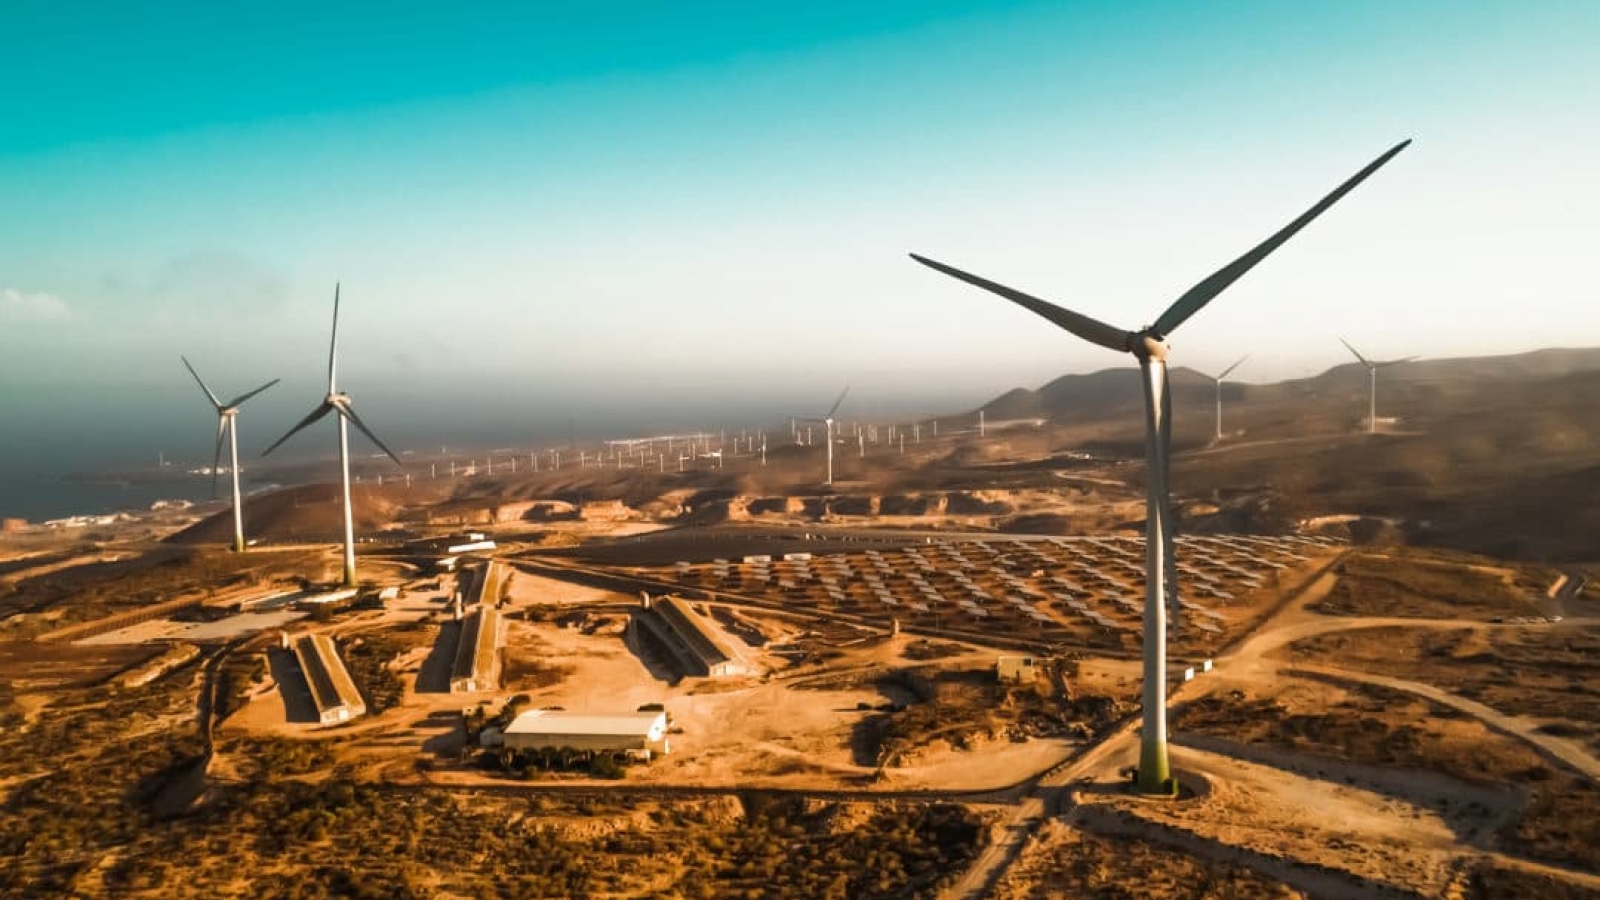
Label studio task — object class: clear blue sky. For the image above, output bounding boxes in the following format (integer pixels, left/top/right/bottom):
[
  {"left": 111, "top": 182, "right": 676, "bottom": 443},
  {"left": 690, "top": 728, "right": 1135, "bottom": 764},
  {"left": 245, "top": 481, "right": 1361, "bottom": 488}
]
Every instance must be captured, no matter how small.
[{"left": 2, "top": 1, "right": 1597, "bottom": 462}]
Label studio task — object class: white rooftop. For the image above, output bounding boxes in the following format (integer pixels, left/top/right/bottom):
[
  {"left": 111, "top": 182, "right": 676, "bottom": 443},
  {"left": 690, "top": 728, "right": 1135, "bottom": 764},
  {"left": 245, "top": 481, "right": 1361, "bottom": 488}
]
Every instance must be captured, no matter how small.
[{"left": 505, "top": 709, "right": 665, "bottom": 737}]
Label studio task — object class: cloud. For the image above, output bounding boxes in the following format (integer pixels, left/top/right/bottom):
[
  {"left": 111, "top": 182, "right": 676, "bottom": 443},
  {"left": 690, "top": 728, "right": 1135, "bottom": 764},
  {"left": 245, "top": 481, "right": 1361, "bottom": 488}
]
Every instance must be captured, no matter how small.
[{"left": 0, "top": 287, "right": 74, "bottom": 323}]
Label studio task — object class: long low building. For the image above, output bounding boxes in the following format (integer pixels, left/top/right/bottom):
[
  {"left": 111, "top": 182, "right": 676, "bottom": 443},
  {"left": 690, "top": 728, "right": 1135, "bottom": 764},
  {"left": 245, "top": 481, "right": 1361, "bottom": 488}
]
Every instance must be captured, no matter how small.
[
  {"left": 292, "top": 633, "right": 367, "bottom": 725},
  {"left": 651, "top": 595, "right": 752, "bottom": 678},
  {"left": 454, "top": 561, "right": 504, "bottom": 607},
  {"left": 450, "top": 605, "right": 501, "bottom": 693},
  {"left": 501, "top": 709, "right": 669, "bottom": 759}
]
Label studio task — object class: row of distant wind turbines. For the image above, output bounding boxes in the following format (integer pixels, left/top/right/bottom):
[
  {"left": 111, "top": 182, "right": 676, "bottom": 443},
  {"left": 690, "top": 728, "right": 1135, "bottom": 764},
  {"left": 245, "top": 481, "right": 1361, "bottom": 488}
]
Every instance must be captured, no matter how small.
[{"left": 183, "top": 138, "right": 1412, "bottom": 794}]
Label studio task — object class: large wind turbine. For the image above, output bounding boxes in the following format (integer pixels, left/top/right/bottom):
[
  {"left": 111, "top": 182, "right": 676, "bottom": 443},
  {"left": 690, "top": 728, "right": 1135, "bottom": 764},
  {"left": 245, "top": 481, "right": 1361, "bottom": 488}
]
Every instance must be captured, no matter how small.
[
  {"left": 1339, "top": 338, "right": 1417, "bottom": 435},
  {"left": 912, "top": 140, "right": 1409, "bottom": 794},
  {"left": 181, "top": 358, "right": 278, "bottom": 552},
  {"left": 800, "top": 385, "right": 849, "bottom": 486},
  {"left": 1203, "top": 355, "right": 1249, "bottom": 442},
  {"left": 264, "top": 285, "right": 403, "bottom": 586}
]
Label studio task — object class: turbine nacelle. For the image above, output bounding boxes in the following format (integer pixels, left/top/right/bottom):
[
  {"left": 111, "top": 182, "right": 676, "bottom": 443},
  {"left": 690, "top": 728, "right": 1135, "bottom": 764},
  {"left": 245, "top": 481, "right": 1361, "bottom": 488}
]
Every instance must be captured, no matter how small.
[{"left": 1133, "top": 332, "right": 1170, "bottom": 362}]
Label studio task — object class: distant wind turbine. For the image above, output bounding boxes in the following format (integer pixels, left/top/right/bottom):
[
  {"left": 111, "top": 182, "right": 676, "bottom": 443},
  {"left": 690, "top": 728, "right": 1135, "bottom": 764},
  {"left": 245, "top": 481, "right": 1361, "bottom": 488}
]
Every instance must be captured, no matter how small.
[
  {"left": 180, "top": 357, "right": 278, "bottom": 552},
  {"left": 1203, "top": 355, "right": 1249, "bottom": 442},
  {"left": 799, "top": 385, "right": 849, "bottom": 486},
  {"left": 911, "top": 139, "right": 1409, "bottom": 794},
  {"left": 1339, "top": 338, "right": 1417, "bottom": 434},
  {"left": 263, "top": 285, "right": 402, "bottom": 586}
]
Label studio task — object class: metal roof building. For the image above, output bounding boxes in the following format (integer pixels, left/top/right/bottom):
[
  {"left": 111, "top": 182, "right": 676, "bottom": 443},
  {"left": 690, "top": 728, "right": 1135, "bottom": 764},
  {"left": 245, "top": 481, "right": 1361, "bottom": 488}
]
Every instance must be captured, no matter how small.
[
  {"left": 652, "top": 595, "right": 752, "bottom": 678},
  {"left": 450, "top": 605, "right": 501, "bottom": 693},
  {"left": 292, "top": 633, "right": 367, "bottom": 725},
  {"left": 502, "top": 709, "right": 669, "bottom": 758}
]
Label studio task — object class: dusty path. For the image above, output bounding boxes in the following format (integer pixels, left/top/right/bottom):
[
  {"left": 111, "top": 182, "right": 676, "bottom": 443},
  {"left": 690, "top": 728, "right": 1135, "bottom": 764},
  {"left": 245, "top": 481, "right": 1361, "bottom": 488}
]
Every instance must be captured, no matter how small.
[
  {"left": 1285, "top": 663, "right": 1600, "bottom": 783},
  {"left": 945, "top": 558, "right": 1600, "bottom": 898}
]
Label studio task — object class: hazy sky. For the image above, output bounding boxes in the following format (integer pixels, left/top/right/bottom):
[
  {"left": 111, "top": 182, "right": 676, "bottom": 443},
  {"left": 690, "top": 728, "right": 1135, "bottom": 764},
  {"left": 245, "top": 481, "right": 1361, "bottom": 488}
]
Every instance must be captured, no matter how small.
[{"left": 2, "top": 1, "right": 1598, "bottom": 464}]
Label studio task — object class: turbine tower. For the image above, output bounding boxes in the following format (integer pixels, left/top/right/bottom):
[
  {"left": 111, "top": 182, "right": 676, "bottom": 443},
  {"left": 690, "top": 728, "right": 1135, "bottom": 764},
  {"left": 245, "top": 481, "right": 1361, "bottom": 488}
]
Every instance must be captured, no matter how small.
[
  {"left": 911, "top": 140, "right": 1408, "bottom": 794},
  {"left": 263, "top": 285, "right": 403, "bottom": 587},
  {"left": 180, "top": 357, "right": 278, "bottom": 552},
  {"left": 799, "top": 385, "right": 849, "bottom": 486},
  {"left": 1340, "top": 338, "right": 1416, "bottom": 434},
  {"left": 1203, "top": 355, "right": 1249, "bottom": 442}
]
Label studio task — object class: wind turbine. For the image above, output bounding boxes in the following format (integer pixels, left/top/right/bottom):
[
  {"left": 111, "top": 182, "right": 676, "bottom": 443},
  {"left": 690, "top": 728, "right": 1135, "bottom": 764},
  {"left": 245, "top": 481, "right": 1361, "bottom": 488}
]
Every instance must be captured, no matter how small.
[
  {"left": 180, "top": 358, "right": 278, "bottom": 552},
  {"left": 1202, "top": 355, "right": 1249, "bottom": 442},
  {"left": 799, "top": 385, "right": 849, "bottom": 486},
  {"left": 263, "top": 285, "right": 403, "bottom": 587},
  {"left": 1339, "top": 338, "right": 1417, "bottom": 434},
  {"left": 911, "top": 140, "right": 1409, "bottom": 794}
]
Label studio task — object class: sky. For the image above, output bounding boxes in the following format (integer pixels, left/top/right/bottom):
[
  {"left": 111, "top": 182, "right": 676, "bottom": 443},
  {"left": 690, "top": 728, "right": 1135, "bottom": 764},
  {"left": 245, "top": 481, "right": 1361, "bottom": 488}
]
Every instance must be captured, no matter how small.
[{"left": 2, "top": 0, "right": 1598, "bottom": 475}]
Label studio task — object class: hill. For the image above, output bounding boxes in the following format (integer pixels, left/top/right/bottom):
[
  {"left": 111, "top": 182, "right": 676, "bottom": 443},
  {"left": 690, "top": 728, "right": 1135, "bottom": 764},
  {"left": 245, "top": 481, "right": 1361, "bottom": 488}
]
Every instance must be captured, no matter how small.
[
  {"left": 971, "top": 348, "right": 1600, "bottom": 561},
  {"left": 168, "top": 483, "right": 423, "bottom": 545}
]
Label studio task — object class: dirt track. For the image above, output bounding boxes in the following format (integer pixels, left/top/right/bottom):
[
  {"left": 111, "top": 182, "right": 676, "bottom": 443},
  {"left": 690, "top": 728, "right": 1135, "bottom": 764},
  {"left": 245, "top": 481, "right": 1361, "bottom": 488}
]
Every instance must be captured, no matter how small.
[{"left": 946, "top": 558, "right": 1600, "bottom": 899}]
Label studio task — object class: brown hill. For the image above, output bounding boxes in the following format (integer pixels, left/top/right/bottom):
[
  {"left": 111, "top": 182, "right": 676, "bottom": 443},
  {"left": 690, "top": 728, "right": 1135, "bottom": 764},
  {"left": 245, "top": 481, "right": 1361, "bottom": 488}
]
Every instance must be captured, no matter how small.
[{"left": 168, "top": 483, "right": 424, "bottom": 545}]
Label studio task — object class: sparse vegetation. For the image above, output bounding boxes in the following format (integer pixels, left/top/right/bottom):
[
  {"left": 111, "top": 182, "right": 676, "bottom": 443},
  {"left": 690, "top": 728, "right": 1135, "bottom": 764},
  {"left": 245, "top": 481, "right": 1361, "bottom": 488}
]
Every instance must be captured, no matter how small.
[
  {"left": 1314, "top": 551, "right": 1539, "bottom": 619},
  {"left": 338, "top": 632, "right": 409, "bottom": 713},
  {"left": 1175, "top": 680, "right": 1600, "bottom": 871},
  {"left": 992, "top": 826, "right": 1306, "bottom": 900},
  {"left": 860, "top": 666, "right": 1125, "bottom": 769}
]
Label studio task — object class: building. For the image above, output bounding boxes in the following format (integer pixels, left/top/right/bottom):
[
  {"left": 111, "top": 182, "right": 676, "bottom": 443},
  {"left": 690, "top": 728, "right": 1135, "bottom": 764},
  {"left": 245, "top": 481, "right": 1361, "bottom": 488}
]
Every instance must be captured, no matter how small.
[
  {"left": 447, "top": 533, "right": 497, "bottom": 554},
  {"left": 649, "top": 595, "right": 752, "bottom": 677},
  {"left": 450, "top": 605, "right": 501, "bottom": 693},
  {"left": 292, "top": 634, "right": 367, "bottom": 725},
  {"left": 997, "top": 655, "right": 1039, "bottom": 683},
  {"left": 501, "top": 709, "right": 669, "bottom": 759},
  {"left": 453, "top": 561, "right": 504, "bottom": 607}
]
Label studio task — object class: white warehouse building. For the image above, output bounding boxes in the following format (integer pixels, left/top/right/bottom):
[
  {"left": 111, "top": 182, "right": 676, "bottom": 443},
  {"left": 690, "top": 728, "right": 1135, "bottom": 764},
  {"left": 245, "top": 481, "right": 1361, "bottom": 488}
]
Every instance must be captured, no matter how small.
[{"left": 501, "top": 709, "right": 670, "bottom": 759}]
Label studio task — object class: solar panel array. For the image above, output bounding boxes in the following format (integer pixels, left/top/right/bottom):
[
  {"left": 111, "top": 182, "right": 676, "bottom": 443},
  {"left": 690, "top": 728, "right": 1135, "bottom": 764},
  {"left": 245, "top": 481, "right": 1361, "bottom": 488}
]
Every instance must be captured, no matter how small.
[{"left": 658, "top": 533, "right": 1341, "bottom": 647}]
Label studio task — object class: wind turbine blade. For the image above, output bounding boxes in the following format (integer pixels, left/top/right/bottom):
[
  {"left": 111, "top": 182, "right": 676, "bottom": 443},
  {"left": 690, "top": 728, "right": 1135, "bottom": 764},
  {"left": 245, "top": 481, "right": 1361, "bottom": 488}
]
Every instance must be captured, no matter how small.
[
  {"left": 1216, "top": 354, "right": 1250, "bottom": 382},
  {"left": 1376, "top": 356, "right": 1419, "bottom": 368},
  {"left": 909, "top": 253, "right": 1133, "bottom": 353},
  {"left": 1338, "top": 337, "right": 1371, "bottom": 368},
  {"left": 339, "top": 401, "right": 404, "bottom": 467},
  {"left": 213, "top": 419, "right": 227, "bottom": 499},
  {"left": 328, "top": 282, "right": 340, "bottom": 394},
  {"left": 181, "top": 356, "right": 223, "bottom": 409},
  {"left": 826, "top": 385, "right": 850, "bottom": 419},
  {"left": 1152, "top": 140, "right": 1411, "bottom": 337},
  {"left": 262, "top": 403, "right": 333, "bottom": 457},
  {"left": 226, "top": 378, "right": 280, "bottom": 409}
]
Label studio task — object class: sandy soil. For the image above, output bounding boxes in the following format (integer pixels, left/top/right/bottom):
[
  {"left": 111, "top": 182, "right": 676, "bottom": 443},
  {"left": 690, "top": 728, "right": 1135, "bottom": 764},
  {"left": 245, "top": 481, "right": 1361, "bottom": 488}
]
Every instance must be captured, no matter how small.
[{"left": 79, "top": 610, "right": 307, "bottom": 645}]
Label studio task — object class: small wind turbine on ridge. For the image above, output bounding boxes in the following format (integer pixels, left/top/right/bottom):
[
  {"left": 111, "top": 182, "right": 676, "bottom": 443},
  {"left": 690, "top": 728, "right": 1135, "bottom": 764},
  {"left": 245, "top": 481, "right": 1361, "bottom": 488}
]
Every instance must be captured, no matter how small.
[
  {"left": 798, "top": 385, "right": 849, "bottom": 486},
  {"left": 180, "top": 357, "right": 278, "bottom": 552},
  {"left": 1202, "top": 355, "right": 1249, "bottom": 442},
  {"left": 1339, "top": 338, "right": 1417, "bottom": 434}
]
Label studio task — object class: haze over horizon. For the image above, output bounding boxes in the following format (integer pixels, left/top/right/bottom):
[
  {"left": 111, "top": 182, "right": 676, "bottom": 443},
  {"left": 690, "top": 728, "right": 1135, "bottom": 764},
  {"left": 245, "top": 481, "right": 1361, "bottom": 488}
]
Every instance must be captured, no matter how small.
[{"left": 3, "top": 1, "right": 1598, "bottom": 492}]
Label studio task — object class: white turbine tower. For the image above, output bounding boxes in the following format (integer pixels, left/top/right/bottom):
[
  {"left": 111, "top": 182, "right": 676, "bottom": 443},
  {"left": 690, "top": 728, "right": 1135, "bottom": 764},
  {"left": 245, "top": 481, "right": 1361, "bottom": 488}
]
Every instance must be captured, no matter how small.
[
  {"left": 1340, "top": 338, "right": 1417, "bottom": 435},
  {"left": 912, "top": 140, "right": 1409, "bottom": 794},
  {"left": 263, "top": 285, "right": 403, "bottom": 587},
  {"left": 181, "top": 358, "right": 278, "bottom": 553},
  {"left": 799, "top": 385, "right": 849, "bottom": 486},
  {"left": 1203, "top": 355, "right": 1249, "bottom": 442}
]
